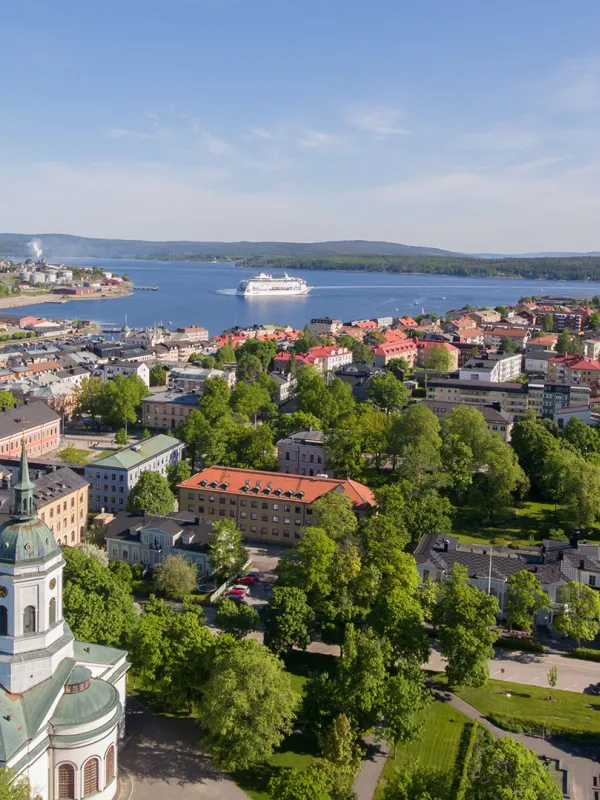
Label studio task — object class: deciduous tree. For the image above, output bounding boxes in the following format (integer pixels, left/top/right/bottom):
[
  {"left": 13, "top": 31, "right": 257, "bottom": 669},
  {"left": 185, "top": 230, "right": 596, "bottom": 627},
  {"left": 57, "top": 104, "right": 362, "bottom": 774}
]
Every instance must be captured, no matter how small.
[
  {"left": 555, "top": 581, "right": 600, "bottom": 646},
  {"left": 166, "top": 460, "right": 192, "bottom": 494},
  {"left": 126, "top": 470, "right": 175, "bottom": 515},
  {"left": 199, "top": 640, "right": 296, "bottom": 770},
  {"left": 264, "top": 586, "right": 314, "bottom": 655},
  {"left": 379, "top": 668, "right": 432, "bottom": 757},
  {"left": 149, "top": 364, "right": 167, "bottom": 386},
  {"left": 208, "top": 520, "right": 247, "bottom": 580},
  {"left": 216, "top": 598, "right": 260, "bottom": 639},
  {"left": 154, "top": 554, "right": 198, "bottom": 600},
  {"left": 312, "top": 493, "right": 358, "bottom": 541},
  {"left": 367, "top": 372, "right": 408, "bottom": 413},
  {"left": 505, "top": 570, "right": 551, "bottom": 633}
]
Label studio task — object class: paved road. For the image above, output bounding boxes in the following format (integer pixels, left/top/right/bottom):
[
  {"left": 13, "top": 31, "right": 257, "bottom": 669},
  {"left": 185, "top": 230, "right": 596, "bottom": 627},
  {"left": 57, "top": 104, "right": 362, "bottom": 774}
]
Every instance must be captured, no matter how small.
[
  {"left": 120, "top": 699, "right": 250, "bottom": 800},
  {"left": 428, "top": 646, "right": 600, "bottom": 695}
]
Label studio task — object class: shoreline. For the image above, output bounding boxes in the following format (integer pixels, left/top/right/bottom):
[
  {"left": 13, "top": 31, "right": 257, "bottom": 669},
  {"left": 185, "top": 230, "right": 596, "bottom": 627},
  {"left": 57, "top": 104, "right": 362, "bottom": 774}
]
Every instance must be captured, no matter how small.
[{"left": 0, "top": 288, "right": 133, "bottom": 312}]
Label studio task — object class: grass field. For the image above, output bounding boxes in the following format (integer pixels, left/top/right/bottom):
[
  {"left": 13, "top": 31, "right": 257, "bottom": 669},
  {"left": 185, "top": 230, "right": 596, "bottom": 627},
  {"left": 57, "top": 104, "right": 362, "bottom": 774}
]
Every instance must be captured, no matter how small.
[
  {"left": 58, "top": 447, "right": 93, "bottom": 465},
  {"left": 374, "top": 701, "right": 471, "bottom": 800},
  {"left": 451, "top": 677, "right": 600, "bottom": 742}
]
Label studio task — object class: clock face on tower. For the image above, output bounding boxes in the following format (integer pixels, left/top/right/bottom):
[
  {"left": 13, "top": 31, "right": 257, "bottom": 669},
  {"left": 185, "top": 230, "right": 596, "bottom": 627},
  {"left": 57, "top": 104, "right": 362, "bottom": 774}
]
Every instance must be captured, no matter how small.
[
  {"left": 0, "top": 586, "right": 7, "bottom": 598},
  {"left": 49, "top": 579, "right": 56, "bottom": 590}
]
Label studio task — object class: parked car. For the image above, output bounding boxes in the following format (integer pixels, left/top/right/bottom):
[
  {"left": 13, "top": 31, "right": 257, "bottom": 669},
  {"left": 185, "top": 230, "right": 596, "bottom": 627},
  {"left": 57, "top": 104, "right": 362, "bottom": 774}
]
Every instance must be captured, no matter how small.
[
  {"left": 247, "top": 571, "right": 260, "bottom": 579},
  {"left": 233, "top": 584, "right": 251, "bottom": 596},
  {"left": 225, "top": 588, "right": 245, "bottom": 597},
  {"left": 237, "top": 575, "right": 258, "bottom": 586},
  {"left": 224, "top": 591, "right": 246, "bottom": 603}
]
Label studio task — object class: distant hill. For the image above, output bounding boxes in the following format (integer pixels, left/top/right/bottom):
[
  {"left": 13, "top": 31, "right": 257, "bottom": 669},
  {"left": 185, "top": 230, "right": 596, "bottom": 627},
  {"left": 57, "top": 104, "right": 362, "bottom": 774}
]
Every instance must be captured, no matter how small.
[
  {"left": 0, "top": 233, "right": 461, "bottom": 260},
  {"left": 474, "top": 251, "right": 600, "bottom": 258}
]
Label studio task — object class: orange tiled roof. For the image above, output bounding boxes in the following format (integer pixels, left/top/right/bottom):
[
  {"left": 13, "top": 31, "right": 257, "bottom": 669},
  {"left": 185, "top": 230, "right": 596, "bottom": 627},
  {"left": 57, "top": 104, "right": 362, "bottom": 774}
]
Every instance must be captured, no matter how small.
[
  {"left": 179, "top": 466, "right": 375, "bottom": 508},
  {"left": 372, "top": 340, "right": 418, "bottom": 356},
  {"left": 382, "top": 329, "right": 408, "bottom": 343}
]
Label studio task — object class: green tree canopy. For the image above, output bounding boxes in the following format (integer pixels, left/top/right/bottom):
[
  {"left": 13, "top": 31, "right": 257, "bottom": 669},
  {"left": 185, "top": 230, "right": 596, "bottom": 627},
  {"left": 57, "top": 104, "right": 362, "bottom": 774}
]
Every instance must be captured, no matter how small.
[
  {"left": 467, "top": 737, "right": 562, "bottom": 800},
  {"left": 216, "top": 598, "right": 260, "bottom": 639},
  {"left": 379, "top": 668, "right": 432, "bottom": 757},
  {"left": 381, "top": 759, "right": 450, "bottom": 800},
  {"left": 198, "top": 377, "right": 231, "bottom": 423},
  {"left": 166, "top": 460, "right": 192, "bottom": 494},
  {"left": 433, "top": 563, "right": 499, "bottom": 688},
  {"left": 264, "top": 586, "right": 314, "bottom": 655},
  {"left": 0, "top": 768, "right": 39, "bottom": 800},
  {"left": 199, "top": 640, "right": 296, "bottom": 770},
  {"left": 555, "top": 580, "right": 600, "bottom": 646},
  {"left": 149, "top": 364, "right": 167, "bottom": 386},
  {"left": 99, "top": 373, "right": 150, "bottom": 429},
  {"left": 0, "top": 390, "right": 16, "bottom": 410},
  {"left": 505, "top": 570, "right": 551, "bottom": 633},
  {"left": 312, "top": 493, "right": 358, "bottom": 541},
  {"left": 126, "top": 470, "right": 175, "bottom": 515},
  {"left": 154, "top": 554, "right": 198, "bottom": 600},
  {"left": 63, "top": 548, "right": 137, "bottom": 647},
  {"left": 208, "top": 520, "right": 247, "bottom": 579},
  {"left": 367, "top": 372, "right": 408, "bottom": 413}
]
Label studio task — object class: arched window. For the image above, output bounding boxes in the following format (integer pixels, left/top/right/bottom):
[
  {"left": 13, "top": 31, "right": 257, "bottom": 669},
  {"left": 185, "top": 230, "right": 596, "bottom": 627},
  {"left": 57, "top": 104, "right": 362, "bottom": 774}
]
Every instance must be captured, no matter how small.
[
  {"left": 49, "top": 597, "right": 56, "bottom": 626},
  {"left": 105, "top": 744, "right": 115, "bottom": 784},
  {"left": 57, "top": 763, "right": 75, "bottom": 799},
  {"left": 83, "top": 758, "right": 99, "bottom": 796},
  {"left": 0, "top": 606, "right": 7, "bottom": 636},
  {"left": 23, "top": 606, "right": 36, "bottom": 634}
]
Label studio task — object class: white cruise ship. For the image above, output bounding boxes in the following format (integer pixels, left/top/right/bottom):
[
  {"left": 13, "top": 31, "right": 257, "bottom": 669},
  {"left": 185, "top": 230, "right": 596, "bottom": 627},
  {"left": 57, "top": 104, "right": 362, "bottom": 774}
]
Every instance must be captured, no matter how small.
[{"left": 237, "top": 272, "right": 311, "bottom": 297}]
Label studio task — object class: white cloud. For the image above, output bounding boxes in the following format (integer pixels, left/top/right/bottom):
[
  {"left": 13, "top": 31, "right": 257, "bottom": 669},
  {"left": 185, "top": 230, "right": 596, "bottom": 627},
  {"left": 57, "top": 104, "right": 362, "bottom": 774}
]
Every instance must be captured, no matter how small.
[
  {"left": 198, "top": 130, "right": 236, "bottom": 156},
  {"left": 349, "top": 106, "right": 408, "bottom": 136},
  {"left": 105, "top": 127, "right": 163, "bottom": 140},
  {"left": 552, "top": 57, "right": 600, "bottom": 111},
  {"left": 297, "top": 130, "right": 347, "bottom": 149}
]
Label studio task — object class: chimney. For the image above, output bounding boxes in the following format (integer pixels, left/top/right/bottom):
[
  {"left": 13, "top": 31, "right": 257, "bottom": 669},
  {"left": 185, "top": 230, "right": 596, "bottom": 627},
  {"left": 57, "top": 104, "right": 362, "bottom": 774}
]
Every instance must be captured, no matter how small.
[
  {"left": 580, "top": 558, "right": 585, "bottom": 570},
  {"left": 570, "top": 529, "right": 580, "bottom": 550}
]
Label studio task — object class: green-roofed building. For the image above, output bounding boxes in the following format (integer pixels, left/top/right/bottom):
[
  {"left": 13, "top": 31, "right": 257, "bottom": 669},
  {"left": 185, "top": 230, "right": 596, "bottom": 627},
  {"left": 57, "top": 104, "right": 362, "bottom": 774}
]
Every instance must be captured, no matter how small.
[
  {"left": 0, "top": 445, "right": 129, "bottom": 799},
  {"left": 84, "top": 433, "right": 185, "bottom": 513}
]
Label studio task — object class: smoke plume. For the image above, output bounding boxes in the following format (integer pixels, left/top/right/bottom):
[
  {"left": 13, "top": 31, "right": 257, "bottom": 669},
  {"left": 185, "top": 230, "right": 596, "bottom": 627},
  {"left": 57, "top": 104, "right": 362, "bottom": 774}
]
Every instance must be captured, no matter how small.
[{"left": 28, "top": 240, "right": 43, "bottom": 260}]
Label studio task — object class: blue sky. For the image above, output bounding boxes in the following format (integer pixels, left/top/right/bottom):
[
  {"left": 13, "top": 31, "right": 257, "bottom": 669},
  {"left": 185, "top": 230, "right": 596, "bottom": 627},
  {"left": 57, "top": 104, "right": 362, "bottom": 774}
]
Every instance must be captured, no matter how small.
[{"left": 3, "top": 0, "right": 600, "bottom": 252}]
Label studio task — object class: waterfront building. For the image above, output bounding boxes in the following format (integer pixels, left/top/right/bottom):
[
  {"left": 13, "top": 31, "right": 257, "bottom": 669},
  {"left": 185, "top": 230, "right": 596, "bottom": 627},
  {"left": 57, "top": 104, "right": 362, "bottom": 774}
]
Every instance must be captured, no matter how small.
[
  {"left": 84, "top": 434, "right": 185, "bottom": 513},
  {"left": 0, "top": 447, "right": 128, "bottom": 799},
  {"left": 308, "top": 317, "right": 343, "bottom": 337},
  {"left": 372, "top": 339, "right": 418, "bottom": 367},
  {"left": 179, "top": 467, "right": 375, "bottom": 545},
  {"left": 175, "top": 325, "right": 209, "bottom": 341}
]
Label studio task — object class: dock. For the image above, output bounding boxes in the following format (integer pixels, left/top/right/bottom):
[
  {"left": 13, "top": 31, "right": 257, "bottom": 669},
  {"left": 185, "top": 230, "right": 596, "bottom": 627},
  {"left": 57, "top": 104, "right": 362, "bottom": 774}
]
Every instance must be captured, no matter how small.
[{"left": 133, "top": 286, "right": 159, "bottom": 291}]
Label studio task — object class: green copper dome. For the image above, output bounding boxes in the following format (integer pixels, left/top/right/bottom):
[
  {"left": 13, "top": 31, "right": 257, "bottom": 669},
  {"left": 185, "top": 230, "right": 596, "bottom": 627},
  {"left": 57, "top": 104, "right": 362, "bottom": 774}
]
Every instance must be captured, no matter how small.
[
  {"left": 52, "top": 676, "right": 119, "bottom": 729},
  {"left": 0, "top": 445, "right": 60, "bottom": 564}
]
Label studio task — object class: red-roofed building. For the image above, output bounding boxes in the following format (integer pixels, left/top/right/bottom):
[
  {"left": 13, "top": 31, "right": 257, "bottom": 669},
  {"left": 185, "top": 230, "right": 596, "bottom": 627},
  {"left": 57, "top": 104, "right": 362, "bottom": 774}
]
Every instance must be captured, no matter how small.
[
  {"left": 351, "top": 319, "right": 379, "bottom": 331},
  {"left": 445, "top": 316, "right": 477, "bottom": 334},
  {"left": 548, "top": 355, "right": 600, "bottom": 386},
  {"left": 396, "top": 317, "right": 420, "bottom": 330},
  {"left": 416, "top": 340, "right": 459, "bottom": 371},
  {"left": 338, "top": 325, "right": 365, "bottom": 340},
  {"left": 178, "top": 466, "right": 375, "bottom": 544},
  {"left": 372, "top": 339, "right": 418, "bottom": 367},
  {"left": 483, "top": 328, "right": 530, "bottom": 349},
  {"left": 272, "top": 351, "right": 323, "bottom": 374},
  {"left": 381, "top": 329, "right": 408, "bottom": 344},
  {"left": 211, "top": 333, "right": 248, "bottom": 349},
  {"left": 307, "top": 346, "right": 353, "bottom": 371},
  {"left": 454, "top": 328, "right": 486, "bottom": 345}
]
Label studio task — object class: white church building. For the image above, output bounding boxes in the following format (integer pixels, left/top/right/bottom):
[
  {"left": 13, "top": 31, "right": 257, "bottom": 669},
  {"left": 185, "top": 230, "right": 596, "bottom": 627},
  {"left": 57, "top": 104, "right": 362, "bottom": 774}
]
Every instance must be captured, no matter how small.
[{"left": 0, "top": 445, "right": 128, "bottom": 799}]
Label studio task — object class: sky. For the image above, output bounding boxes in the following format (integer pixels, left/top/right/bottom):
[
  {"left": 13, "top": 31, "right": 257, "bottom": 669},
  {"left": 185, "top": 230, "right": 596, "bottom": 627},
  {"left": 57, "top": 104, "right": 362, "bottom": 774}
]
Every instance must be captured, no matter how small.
[{"left": 3, "top": 0, "right": 600, "bottom": 252}]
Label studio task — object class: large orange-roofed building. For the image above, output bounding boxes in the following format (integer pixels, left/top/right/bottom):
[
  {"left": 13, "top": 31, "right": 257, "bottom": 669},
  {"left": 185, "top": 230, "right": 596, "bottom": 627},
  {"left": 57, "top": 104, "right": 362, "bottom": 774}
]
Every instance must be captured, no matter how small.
[{"left": 179, "top": 466, "right": 375, "bottom": 544}]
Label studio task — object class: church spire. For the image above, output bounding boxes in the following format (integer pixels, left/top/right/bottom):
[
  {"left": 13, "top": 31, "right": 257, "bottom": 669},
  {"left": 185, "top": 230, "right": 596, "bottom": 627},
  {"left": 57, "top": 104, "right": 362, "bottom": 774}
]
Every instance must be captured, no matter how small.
[{"left": 13, "top": 441, "right": 35, "bottom": 519}]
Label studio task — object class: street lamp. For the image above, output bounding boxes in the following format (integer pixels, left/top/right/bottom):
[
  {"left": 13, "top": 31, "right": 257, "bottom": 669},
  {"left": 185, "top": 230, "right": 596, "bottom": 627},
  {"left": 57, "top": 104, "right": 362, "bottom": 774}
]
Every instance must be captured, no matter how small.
[{"left": 505, "top": 692, "right": 511, "bottom": 720}]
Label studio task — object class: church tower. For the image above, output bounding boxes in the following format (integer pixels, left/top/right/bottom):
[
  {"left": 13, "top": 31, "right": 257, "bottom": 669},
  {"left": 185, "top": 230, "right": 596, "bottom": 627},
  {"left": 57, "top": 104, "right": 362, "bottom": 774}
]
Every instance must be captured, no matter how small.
[{"left": 0, "top": 444, "right": 74, "bottom": 693}]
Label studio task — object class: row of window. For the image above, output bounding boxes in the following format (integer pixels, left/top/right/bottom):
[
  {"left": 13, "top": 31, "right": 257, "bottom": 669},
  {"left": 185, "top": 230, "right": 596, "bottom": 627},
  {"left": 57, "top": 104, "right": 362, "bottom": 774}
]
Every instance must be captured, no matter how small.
[
  {"left": 239, "top": 526, "right": 301, "bottom": 539},
  {"left": 0, "top": 600, "right": 56, "bottom": 636},
  {"left": 283, "top": 452, "right": 323, "bottom": 463},
  {"left": 57, "top": 747, "right": 115, "bottom": 798},
  {"left": 187, "top": 493, "right": 308, "bottom": 514}
]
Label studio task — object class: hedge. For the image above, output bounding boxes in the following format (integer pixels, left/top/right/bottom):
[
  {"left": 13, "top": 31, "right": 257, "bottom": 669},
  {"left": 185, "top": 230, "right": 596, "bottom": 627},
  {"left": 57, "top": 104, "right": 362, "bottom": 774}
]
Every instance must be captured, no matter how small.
[
  {"left": 487, "top": 713, "right": 600, "bottom": 746},
  {"left": 451, "top": 721, "right": 478, "bottom": 800},
  {"left": 495, "top": 637, "right": 546, "bottom": 654},
  {"left": 569, "top": 647, "right": 600, "bottom": 662}
]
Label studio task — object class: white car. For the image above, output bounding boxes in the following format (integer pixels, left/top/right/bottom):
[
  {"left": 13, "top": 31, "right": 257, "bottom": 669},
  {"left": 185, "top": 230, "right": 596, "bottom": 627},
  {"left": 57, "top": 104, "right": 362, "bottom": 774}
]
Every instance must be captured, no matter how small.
[{"left": 232, "top": 584, "right": 251, "bottom": 596}]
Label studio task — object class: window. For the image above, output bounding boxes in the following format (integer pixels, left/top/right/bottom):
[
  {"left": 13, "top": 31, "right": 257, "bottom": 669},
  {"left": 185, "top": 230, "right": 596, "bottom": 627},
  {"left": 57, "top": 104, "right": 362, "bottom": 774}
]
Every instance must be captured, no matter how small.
[
  {"left": 57, "top": 763, "right": 75, "bottom": 799},
  {"left": 273, "top": 503, "right": 279, "bottom": 511},
  {"left": 251, "top": 501, "right": 258, "bottom": 508},
  {"left": 229, "top": 510, "right": 235, "bottom": 517},
  {"left": 590, "top": 575, "right": 597, "bottom": 587},
  {"left": 83, "top": 758, "right": 99, "bottom": 796},
  {"left": 49, "top": 597, "right": 56, "bottom": 626},
  {"left": 284, "top": 505, "right": 291, "bottom": 512},
  {"left": 285, "top": 451, "right": 290, "bottom": 460},
  {"left": 423, "top": 569, "right": 430, "bottom": 582},
  {"left": 272, "top": 515, "right": 279, "bottom": 523},
  {"left": 262, "top": 515, "right": 268, "bottom": 522},
  {"left": 209, "top": 495, "right": 215, "bottom": 502},
  {"left": 262, "top": 502, "right": 268, "bottom": 509},
  {"left": 209, "top": 508, "right": 215, "bottom": 515},
  {"left": 240, "top": 499, "right": 247, "bottom": 506},
  {"left": 0, "top": 606, "right": 7, "bottom": 636},
  {"left": 230, "top": 499, "right": 236, "bottom": 505},
  {"left": 105, "top": 745, "right": 115, "bottom": 784},
  {"left": 295, "top": 506, "right": 301, "bottom": 514},
  {"left": 188, "top": 492, "right": 195, "bottom": 500},
  {"left": 219, "top": 510, "right": 225, "bottom": 517},
  {"left": 23, "top": 606, "right": 36, "bottom": 634},
  {"left": 240, "top": 512, "right": 247, "bottom": 518},
  {"left": 251, "top": 513, "right": 257, "bottom": 520}
]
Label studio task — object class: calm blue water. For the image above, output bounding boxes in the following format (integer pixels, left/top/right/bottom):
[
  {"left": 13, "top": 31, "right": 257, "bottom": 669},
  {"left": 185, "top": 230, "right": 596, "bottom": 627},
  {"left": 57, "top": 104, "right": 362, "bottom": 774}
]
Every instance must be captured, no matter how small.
[{"left": 12, "top": 258, "right": 600, "bottom": 335}]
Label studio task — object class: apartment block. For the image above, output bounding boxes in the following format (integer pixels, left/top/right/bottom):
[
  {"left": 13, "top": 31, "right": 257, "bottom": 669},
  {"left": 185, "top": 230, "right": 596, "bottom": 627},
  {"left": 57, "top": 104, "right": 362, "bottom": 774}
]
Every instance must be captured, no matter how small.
[
  {"left": 142, "top": 391, "right": 200, "bottom": 430},
  {"left": 459, "top": 353, "right": 522, "bottom": 383},
  {"left": 277, "top": 429, "right": 330, "bottom": 476}
]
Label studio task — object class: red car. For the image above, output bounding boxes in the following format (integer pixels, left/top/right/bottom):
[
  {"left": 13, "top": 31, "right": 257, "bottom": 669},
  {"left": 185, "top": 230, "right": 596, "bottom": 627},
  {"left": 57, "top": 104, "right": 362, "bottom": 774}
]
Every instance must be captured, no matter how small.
[
  {"left": 238, "top": 575, "right": 259, "bottom": 586},
  {"left": 225, "top": 588, "right": 245, "bottom": 597}
]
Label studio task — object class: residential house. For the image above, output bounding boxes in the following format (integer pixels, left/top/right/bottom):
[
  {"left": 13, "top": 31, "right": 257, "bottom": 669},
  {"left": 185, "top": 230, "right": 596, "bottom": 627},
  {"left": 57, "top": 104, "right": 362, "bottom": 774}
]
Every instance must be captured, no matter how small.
[
  {"left": 418, "top": 400, "right": 514, "bottom": 442},
  {"left": 444, "top": 316, "right": 477, "bottom": 334},
  {"left": 268, "top": 372, "right": 297, "bottom": 403},
  {"left": 308, "top": 318, "right": 343, "bottom": 337},
  {"left": 272, "top": 352, "right": 323, "bottom": 374},
  {"left": 483, "top": 328, "right": 530, "bottom": 350},
  {"left": 553, "top": 406, "right": 593, "bottom": 428},
  {"left": 526, "top": 334, "right": 558, "bottom": 351},
  {"left": 459, "top": 353, "right": 522, "bottom": 383},
  {"left": 175, "top": 326, "right": 209, "bottom": 342},
  {"left": 142, "top": 391, "right": 200, "bottom": 430},
  {"left": 524, "top": 351, "right": 556, "bottom": 375},
  {"left": 306, "top": 346, "right": 352, "bottom": 371},
  {"left": 584, "top": 338, "right": 600, "bottom": 360},
  {"left": 548, "top": 355, "right": 600, "bottom": 386},
  {"left": 105, "top": 510, "right": 212, "bottom": 574},
  {"left": 179, "top": 467, "right": 375, "bottom": 545},
  {"left": 167, "top": 367, "right": 236, "bottom": 393},
  {"left": 277, "top": 429, "right": 330, "bottom": 476},
  {"left": 95, "top": 360, "right": 150, "bottom": 387},
  {"left": 416, "top": 340, "right": 459, "bottom": 372},
  {"left": 84, "top": 434, "right": 185, "bottom": 513},
  {"left": 334, "top": 363, "right": 387, "bottom": 401},
  {"left": 372, "top": 339, "right": 418, "bottom": 367},
  {"left": 468, "top": 309, "right": 502, "bottom": 326}
]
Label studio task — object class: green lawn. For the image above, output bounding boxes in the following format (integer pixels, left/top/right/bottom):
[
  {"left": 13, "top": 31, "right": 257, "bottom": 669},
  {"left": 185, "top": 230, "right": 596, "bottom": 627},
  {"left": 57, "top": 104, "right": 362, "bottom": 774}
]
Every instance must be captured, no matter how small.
[
  {"left": 374, "top": 701, "right": 472, "bottom": 800},
  {"left": 451, "top": 677, "right": 600, "bottom": 744},
  {"left": 451, "top": 501, "right": 600, "bottom": 546},
  {"left": 58, "top": 447, "right": 93, "bottom": 465}
]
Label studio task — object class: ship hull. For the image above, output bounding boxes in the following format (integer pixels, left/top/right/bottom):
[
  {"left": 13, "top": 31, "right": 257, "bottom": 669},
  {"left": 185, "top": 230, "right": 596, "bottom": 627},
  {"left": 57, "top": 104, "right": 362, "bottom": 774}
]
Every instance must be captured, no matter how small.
[{"left": 237, "top": 285, "right": 312, "bottom": 297}]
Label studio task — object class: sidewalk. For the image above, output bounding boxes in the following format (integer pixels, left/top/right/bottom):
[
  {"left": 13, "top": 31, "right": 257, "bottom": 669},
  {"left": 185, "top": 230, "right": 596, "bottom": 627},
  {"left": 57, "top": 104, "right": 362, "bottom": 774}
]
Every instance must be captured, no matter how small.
[
  {"left": 352, "top": 736, "right": 389, "bottom": 800},
  {"left": 445, "top": 692, "right": 598, "bottom": 800}
]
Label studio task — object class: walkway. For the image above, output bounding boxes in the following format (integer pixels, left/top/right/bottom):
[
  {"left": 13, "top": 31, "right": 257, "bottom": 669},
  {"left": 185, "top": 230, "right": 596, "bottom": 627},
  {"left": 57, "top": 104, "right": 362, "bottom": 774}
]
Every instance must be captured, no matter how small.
[
  {"left": 353, "top": 736, "right": 389, "bottom": 800},
  {"left": 444, "top": 692, "right": 598, "bottom": 800},
  {"left": 119, "top": 699, "right": 250, "bottom": 800}
]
